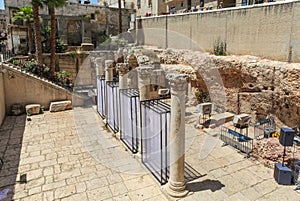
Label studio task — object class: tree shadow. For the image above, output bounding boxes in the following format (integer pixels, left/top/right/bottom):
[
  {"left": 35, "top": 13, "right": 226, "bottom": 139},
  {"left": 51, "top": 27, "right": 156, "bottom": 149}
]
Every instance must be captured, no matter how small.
[
  {"left": 187, "top": 179, "right": 225, "bottom": 192},
  {"left": 0, "top": 115, "right": 26, "bottom": 200}
]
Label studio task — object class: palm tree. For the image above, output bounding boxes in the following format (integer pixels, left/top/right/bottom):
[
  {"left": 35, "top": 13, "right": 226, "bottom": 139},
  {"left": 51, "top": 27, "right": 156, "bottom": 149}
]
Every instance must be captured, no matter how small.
[
  {"left": 31, "top": 0, "right": 44, "bottom": 69},
  {"left": 12, "top": 6, "right": 34, "bottom": 54},
  {"left": 44, "top": 0, "right": 67, "bottom": 75}
]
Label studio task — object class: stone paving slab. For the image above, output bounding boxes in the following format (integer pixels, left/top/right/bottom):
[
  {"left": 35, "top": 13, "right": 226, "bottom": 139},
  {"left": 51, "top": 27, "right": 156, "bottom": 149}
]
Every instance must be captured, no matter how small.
[
  {"left": 0, "top": 109, "right": 166, "bottom": 201},
  {"left": 0, "top": 107, "right": 299, "bottom": 201}
]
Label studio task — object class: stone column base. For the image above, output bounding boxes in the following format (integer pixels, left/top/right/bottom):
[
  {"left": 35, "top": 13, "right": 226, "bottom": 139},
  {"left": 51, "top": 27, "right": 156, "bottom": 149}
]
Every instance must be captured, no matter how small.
[{"left": 166, "top": 181, "right": 189, "bottom": 198}]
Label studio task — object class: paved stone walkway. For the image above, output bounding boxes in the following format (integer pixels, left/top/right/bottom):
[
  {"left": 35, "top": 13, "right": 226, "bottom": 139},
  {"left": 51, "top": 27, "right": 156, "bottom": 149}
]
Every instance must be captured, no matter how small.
[
  {"left": 0, "top": 106, "right": 299, "bottom": 201},
  {"left": 0, "top": 108, "right": 167, "bottom": 201}
]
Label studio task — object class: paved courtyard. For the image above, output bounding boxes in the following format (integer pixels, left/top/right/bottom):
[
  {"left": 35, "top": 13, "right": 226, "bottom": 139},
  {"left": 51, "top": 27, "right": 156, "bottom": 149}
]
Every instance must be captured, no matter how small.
[{"left": 0, "top": 106, "right": 299, "bottom": 200}]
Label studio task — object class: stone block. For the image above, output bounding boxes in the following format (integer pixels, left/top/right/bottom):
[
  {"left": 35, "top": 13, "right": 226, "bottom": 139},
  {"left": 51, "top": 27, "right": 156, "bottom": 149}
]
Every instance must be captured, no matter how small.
[
  {"left": 49, "top": 101, "right": 72, "bottom": 112},
  {"left": 25, "top": 104, "right": 41, "bottom": 115}
]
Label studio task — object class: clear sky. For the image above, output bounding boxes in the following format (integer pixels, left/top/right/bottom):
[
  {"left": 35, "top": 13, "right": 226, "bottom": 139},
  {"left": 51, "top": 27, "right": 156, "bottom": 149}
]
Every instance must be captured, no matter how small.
[{"left": 0, "top": 0, "right": 4, "bottom": 10}]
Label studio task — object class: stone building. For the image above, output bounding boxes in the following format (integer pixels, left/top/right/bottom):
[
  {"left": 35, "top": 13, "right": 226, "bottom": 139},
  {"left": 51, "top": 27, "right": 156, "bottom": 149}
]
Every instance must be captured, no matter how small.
[{"left": 4, "top": 0, "right": 135, "bottom": 54}]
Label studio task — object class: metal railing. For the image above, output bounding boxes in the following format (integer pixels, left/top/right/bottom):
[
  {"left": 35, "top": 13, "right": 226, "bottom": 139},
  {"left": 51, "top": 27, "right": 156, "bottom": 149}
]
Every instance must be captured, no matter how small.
[
  {"left": 1, "top": 50, "right": 14, "bottom": 62},
  {"left": 119, "top": 88, "right": 140, "bottom": 153},
  {"left": 96, "top": 76, "right": 106, "bottom": 119},
  {"left": 220, "top": 126, "right": 253, "bottom": 156},
  {"left": 253, "top": 116, "right": 275, "bottom": 139},
  {"left": 106, "top": 81, "right": 120, "bottom": 133},
  {"left": 141, "top": 99, "right": 171, "bottom": 185}
]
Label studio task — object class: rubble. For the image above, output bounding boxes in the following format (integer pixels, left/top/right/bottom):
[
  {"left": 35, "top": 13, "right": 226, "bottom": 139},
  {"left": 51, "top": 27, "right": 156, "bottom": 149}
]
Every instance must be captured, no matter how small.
[
  {"left": 154, "top": 47, "right": 300, "bottom": 128},
  {"left": 253, "top": 138, "right": 300, "bottom": 166}
]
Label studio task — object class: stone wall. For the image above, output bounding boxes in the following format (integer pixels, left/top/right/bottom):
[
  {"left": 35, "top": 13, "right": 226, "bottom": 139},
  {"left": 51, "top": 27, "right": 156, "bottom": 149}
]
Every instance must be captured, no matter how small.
[
  {"left": 158, "top": 48, "right": 300, "bottom": 128},
  {"left": 139, "top": 1, "right": 300, "bottom": 63},
  {"left": 0, "top": 68, "right": 5, "bottom": 125},
  {"left": 2, "top": 64, "right": 72, "bottom": 114},
  {"left": 43, "top": 53, "right": 89, "bottom": 83},
  {"left": 5, "top": 1, "right": 135, "bottom": 53}
]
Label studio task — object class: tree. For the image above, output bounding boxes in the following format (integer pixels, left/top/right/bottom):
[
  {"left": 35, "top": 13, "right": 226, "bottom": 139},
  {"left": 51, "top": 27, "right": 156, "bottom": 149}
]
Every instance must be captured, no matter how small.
[
  {"left": 44, "top": 0, "right": 67, "bottom": 75},
  {"left": 31, "top": 0, "right": 44, "bottom": 69},
  {"left": 12, "top": 6, "right": 34, "bottom": 54}
]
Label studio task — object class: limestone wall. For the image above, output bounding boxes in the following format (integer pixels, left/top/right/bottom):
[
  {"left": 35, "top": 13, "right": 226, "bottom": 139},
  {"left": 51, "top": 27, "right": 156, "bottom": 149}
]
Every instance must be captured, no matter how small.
[
  {"left": 0, "top": 68, "right": 5, "bottom": 125},
  {"left": 139, "top": 1, "right": 300, "bottom": 63},
  {"left": 43, "top": 53, "right": 89, "bottom": 83},
  {"left": 2, "top": 64, "right": 72, "bottom": 114},
  {"left": 157, "top": 48, "right": 300, "bottom": 128},
  {"left": 5, "top": 1, "right": 134, "bottom": 52}
]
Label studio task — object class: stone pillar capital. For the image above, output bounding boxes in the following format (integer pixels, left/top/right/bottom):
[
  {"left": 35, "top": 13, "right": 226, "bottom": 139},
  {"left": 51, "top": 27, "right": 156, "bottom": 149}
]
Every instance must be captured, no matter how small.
[
  {"left": 137, "top": 66, "right": 154, "bottom": 101},
  {"left": 137, "top": 66, "right": 154, "bottom": 81},
  {"left": 152, "top": 69, "right": 163, "bottom": 76},
  {"left": 105, "top": 60, "right": 114, "bottom": 82},
  {"left": 116, "top": 63, "right": 129, "bottom": 75},
  {"left": 104, "top": 60, "right": 114, "bottom": 71},
  {"left": 167, "top": 74, "right": 189, "bottom": 92}
]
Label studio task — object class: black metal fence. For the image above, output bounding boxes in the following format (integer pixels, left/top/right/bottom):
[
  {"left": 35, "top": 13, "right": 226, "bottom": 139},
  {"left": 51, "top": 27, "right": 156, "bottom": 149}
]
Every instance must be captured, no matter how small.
[
  {"left": 1, "top": 50, "right": 14, "bottom": 61},
  {"left": 106, "top": 81, "right": 120, "bottom": 133},
  {"left": 96, "top": 77, "right": 106, "bottom": 118},
  {"left": 119, "top": 88, "right": 140, "bottom": 153},
  {"left": 141, "top": 99, "right": 171, "bottom": 185},
  {"left": 254, "top": 117, "right": 275, "bottom": 139},
  {"left": 220, "top": 126, "right": 253, "bottom": 156}
]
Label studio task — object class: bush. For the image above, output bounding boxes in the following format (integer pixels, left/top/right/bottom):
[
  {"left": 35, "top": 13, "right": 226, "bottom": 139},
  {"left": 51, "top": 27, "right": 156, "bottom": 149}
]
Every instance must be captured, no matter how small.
[
  {"left": 195, "top": 90, "right": 210, "bottom": 103},
  {"left": 214, "top": 39, "right": 226, "bottom": 56},
  {"left": 54, "top": 71, "right": 72, "bottom": 87},
  {"left": 9, "top": 58, "right": 71, "bottom": 88},
  {"left": 56, "top": 39, "right": 66, "bottom": 53}
]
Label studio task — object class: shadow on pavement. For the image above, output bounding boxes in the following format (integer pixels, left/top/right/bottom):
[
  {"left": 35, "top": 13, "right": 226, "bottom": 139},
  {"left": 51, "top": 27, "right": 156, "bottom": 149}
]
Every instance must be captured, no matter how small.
[
  {"left": 187, "top": 179, "right": 225, "bottom": 192},
  {"left": 185, "top": 162, "right": 206, "bottom": 182},
  {"left": 0, "top": 115, "right": 26, "bottom": 200}
]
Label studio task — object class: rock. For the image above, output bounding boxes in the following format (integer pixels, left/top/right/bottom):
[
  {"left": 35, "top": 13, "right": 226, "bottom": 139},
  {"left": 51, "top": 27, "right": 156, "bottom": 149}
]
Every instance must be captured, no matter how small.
[
  {"left": 49, "top": 101, "right": 72, "bottom": 112},
  {"left": 11, "top": 104, "right": 23, "bottom": 115},
  {"left": 25, "top": 104, "right": 41, "bottom": 115}
]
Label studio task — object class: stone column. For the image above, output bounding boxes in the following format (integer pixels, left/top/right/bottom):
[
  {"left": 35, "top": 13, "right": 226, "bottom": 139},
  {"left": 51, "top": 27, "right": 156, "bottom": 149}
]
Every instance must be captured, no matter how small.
[
  {"left": 127, "top": 53, "right": 139, "bottom": 89},
  {"left": 137, "top": 66, "right": 154, "bottom": 101},
  {"left": 166, "top": 74, "right": 189, "bottom": 198},
  {"left": 104, "top": 60, "right": 114, "bottom": 120},
  {"left": 105, "top": 60, "right": 114, "bottom": 82},
  {"left": 116, "top": 63, "right": 129, "bottom": 90},
  {"left": 95, "top": 58, "right": 104, "bottom": 77}
]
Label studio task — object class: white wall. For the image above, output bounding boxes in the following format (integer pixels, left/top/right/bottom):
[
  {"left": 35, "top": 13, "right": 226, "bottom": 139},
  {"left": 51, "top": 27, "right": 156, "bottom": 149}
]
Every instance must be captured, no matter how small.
[{"left": 139, "top": 1, "right": 300, "bottom": 63}]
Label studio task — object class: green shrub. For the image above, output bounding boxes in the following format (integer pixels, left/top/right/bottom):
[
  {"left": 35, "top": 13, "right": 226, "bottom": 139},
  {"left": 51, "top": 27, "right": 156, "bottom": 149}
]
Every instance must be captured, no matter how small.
[
  {"left": 56, "top": 39, "right": 66, "bottom": 53},
  {"left": 214, "top": 39, "right": 226, "bottom": 56},
  {"left": 8, "top": 58, "right": 72, "bottom": 88},
  {"left": 54, "top": 71, "right": 72, "bottom": 87},
  {"left": 195, "top": 90, "right": 210, "bottom": 103}
]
